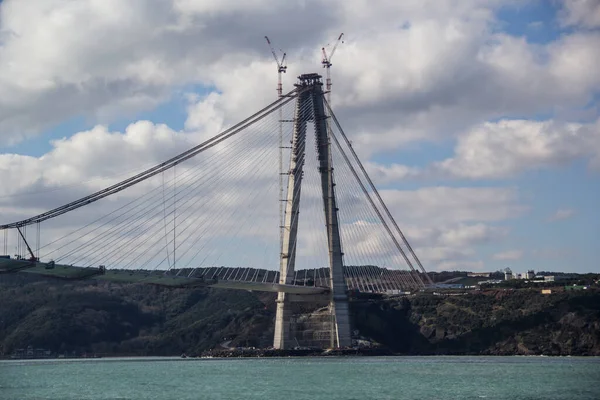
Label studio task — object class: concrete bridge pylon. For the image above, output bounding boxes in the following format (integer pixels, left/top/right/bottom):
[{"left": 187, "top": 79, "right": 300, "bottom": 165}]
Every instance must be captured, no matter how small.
[{"left": 273, "top": 73, "right": 351, "bottom": 349}]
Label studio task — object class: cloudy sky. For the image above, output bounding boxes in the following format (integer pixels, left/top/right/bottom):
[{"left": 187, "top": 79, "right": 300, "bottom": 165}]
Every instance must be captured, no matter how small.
[{"left": 0, "top": 0, "right": 598, "bottom": 274}]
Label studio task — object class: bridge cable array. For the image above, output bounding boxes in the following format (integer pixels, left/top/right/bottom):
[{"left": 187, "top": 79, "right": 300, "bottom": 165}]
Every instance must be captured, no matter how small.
[
  {"left": 0, "top": 87, "right": 303, "bottom": 230},
  {"left": 40, "top": 97, "right": 309, "bottom": 275},
  {"left": 325, "top": 99, "right": 433, "bottom": 285},
  {"left": 0, "top": 85, "right": 429, "bottom": 292}
]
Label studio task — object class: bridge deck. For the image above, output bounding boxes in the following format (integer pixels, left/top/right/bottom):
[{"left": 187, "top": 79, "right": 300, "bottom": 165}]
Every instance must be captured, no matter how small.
[
  {"left": 1, "top": 258, "right": 421, "bottom": 294},
  {"left": 0, "top": 259, "right": 328, "bottom": 295},
  {"left": 209, "top": 280, "right": 327, "bottom": 294}
]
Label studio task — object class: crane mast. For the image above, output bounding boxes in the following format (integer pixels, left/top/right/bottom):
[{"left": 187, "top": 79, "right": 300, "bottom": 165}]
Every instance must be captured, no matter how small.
[
  {"left": 265, "top": 36, "right": 288, "bottom": 270},
  {"left": 321, "top": 33, "right": 344, "bottom": 105}
]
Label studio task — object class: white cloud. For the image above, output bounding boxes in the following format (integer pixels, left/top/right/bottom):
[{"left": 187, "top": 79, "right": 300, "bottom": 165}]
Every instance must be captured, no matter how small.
[
  {"left": 437, "top": 223, "right": 507, "bottom": 247},
  {"left": 332, "top": 219, "right": 508, "bottom": 271},
  {"left": 1, "top": 0, "right": 599, "bottom": 159},
  {"left": 0, "top": 0, "right": 331, "bottom": 145},
  {"left": 548, "top": 208, "right": 576, "bottom": 222},
  {"left": 0, "top": 0, "right": 597, "bottom": 274},
  {"left": 362, "top": 116, "right": 600, "bottom": 182},
  {"left": 0, "top": 114, "right": 523, "bottom": 273},
  {"left": 0, "top": 122, "right": 189, "bottom": 200},
  {"left": 435, "top": 260, "right": 485, "bottom": 272},
  {"left": 403, "top": 223, "right": 507, "bottom": 270},
  {"left": 365, "top": 162, "right": 421, "bottom": 184},
  {"left": 434, "top": 119, "right": 600, "bottom": 179},
  {"left": 527, "top": 21, "right": 544, "bottom": 29},
  {"left": 402, "top": 223, "right": 508, "bottom": 249},
  {"left": 335, "top": 28, "right": 600, "bottom": 156},
  {"left": 530, "top": 247, "right": 574, "bottom": 260},
  {"left": 380, "top": 186, "right": 526, "bottom": 224},
  {"left": 492, "top": 249, "right": 523, "bottom": 261},
  {"left": 560, "top": 0, "right": 600, "bottom": 28}
]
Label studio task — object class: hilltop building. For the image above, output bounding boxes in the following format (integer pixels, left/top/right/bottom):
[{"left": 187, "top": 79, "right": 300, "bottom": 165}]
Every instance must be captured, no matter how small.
[
  {"left": 525, "top": 270, "right": 535, "bottom": 279},
  {"left": 504, "top": 269, "right": 536, "bottom": 280}
]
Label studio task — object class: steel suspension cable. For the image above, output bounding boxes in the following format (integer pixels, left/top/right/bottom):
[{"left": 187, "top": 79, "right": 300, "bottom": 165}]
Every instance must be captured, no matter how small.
[
  {"left": 103, "top": 124, "right": 283, "bottom": 270},
  {"left": 140, "top": 131, "right": 283, "bottom": 270},
  {"left": 324, "top": 99, "right": 432, "bottom": 285},
  {"left": 156, "top": 100, "right": 312, "bottom": 271},
  {"left": 0, "top": 88, "right": 302, "bottom": 230},
  {"left": 327, "top": 124, "right": 422, "bottom": 288},
  {"left": 67, "top": 116, "right": 287, "bottom": 268},
  {"left": 331, "top": 140, "right": 416, "bottom": 290}
]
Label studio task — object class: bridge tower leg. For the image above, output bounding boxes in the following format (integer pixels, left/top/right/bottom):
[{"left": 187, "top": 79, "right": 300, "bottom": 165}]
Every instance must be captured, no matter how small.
[
  {"left": 273, "top": 85, "right": 309, "bottom": 350},
  {"left": 274, "top": 73, "right": 351, "bottom": 349}
]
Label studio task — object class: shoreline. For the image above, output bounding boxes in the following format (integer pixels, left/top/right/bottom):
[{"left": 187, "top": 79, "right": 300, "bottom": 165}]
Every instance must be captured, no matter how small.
[
  {"left": 197, "top": 347, "right": 394, "bottom": 358},
  {"left": 2, "top": 354, "right": 600, "bottom": 362}
]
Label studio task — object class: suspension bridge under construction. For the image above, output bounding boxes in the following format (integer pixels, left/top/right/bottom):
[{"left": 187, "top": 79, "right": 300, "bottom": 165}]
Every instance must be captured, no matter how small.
[{"left": 0, "top": 73, "right": 431, "bottom": 349}]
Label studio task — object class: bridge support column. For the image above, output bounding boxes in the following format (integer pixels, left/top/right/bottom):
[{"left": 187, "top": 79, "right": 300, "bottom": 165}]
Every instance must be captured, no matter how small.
[
  {"left": 273, "top": 295, "right": 292, "bottom": 349},
  {"left": 274, "top": 74, "right": 352, "bottom": 349},
  {"left": 311, "top": 78, "right": 352, "bottom": 348},
  {"left": 273, "top": 87, "right": 308, "bottom": 349}
]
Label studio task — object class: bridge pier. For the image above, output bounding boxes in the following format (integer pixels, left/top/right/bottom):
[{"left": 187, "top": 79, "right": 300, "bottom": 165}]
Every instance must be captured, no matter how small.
[
  {"left": 273, "top": 294, "right": 293, "bottom": 349},
  {"left": 273, "top": 73, "right": 351, "bottom": 349}
]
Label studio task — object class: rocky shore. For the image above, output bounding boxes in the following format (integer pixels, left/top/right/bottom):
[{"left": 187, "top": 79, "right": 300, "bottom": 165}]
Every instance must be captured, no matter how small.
[{"left": 199, "top": 347, "right": 394, "bottom": 358}]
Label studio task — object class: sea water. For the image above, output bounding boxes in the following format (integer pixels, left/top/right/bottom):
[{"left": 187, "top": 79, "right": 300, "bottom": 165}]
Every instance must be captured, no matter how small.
[{"left": 1, "top": 356, "right": 599, "bottom": 399}]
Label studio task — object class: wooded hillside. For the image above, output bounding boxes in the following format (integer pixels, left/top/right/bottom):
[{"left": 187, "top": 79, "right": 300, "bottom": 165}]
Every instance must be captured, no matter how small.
[{"left": 1, "top": 274, "right": 599, "bottom": 356}]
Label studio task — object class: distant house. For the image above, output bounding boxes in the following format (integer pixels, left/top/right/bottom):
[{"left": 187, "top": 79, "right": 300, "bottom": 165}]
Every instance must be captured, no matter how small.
[
  {"left": 525, "top": 270, "right": 535, "bottom": 280},
  {"left": 544, "top": 275, "right": 569, "bottom": 282}
]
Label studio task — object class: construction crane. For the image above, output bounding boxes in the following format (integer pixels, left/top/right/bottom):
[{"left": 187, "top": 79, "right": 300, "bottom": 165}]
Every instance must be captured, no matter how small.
[
  {"left": 264, "top": 36, "right": 287, "bottom": 98},
  {"left": 264, "top": 36, "right": 287, "bottom": 266},
  {"left": 321, "top": 33, "right": 344, "bottom": 104}
]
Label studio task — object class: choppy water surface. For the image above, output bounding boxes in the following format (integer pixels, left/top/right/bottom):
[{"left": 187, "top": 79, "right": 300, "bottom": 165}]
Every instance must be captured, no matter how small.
[{"left": 1, "top": 356, "right": 599, "bottom": 399}]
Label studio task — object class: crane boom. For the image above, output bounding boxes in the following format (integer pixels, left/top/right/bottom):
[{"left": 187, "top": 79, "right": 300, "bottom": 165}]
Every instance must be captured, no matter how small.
[
  {"left": 17, "top": 227, "right": 36, "bottom": 262},
  {"left": 280, "top": 52, "right": 286, "bottom": 67},
  {"left": 321, "top": 32, "right": 344, "bottom": 67},
  {"left": 264, "top": 35, "right": 287, "bottom": 97},
  {"left": 329, "top": 33, "right": 344, "bottom": 60},
  {"left": 265, "top": 36, "right": 280, "bottom": 68},
  {"left": 265, "top": 36, "right": 287, "bottom": 73}
]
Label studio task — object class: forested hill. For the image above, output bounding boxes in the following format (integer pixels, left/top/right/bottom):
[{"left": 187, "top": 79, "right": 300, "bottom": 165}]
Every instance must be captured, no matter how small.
[
  {"left": 1, "top": 274, "right": 599, "bottom": 356},
  {"left": 354, "top": 289, "right": 600, "bottom": 355}
]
